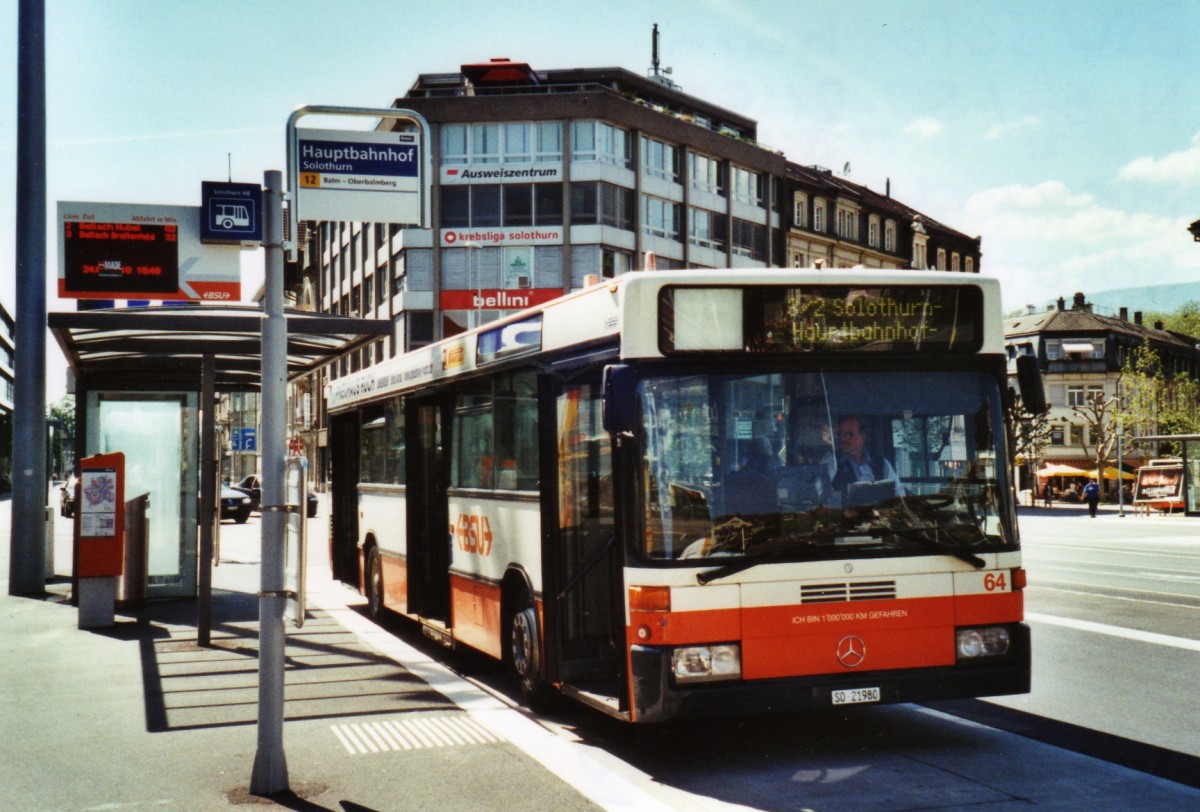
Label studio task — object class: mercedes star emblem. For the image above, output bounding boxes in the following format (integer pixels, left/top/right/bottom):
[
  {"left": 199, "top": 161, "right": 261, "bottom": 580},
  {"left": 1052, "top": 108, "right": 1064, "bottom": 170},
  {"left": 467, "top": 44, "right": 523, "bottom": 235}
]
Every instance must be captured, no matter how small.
[{"left": 836, "top": 635, "right": 866, "bottom": 668}]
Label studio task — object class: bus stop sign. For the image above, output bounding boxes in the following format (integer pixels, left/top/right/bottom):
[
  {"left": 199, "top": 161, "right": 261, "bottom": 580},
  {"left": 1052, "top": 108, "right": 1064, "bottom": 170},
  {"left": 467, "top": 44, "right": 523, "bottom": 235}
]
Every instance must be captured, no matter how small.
[{"left": 201, "top": 181, "right": 262, "bottom": 246}]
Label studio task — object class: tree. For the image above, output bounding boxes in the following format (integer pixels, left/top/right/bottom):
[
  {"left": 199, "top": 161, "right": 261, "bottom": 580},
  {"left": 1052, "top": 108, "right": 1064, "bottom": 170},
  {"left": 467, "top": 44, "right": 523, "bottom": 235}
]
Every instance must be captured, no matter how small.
[
  {"left": 1116, "top": 344, "right": 1200, "bottom": 458},
  {"left": 1148, "top": 302, "right": 1200, "bottom": 339},
  {"left": 1007, "top": 393, "right": 1052, "bottom": 495},
  {"left": 1072, "top": 389, "right": 1119, "bottom": 481},
  {"left": 46, "top": 394, "right": 76, "bottom": 478}
]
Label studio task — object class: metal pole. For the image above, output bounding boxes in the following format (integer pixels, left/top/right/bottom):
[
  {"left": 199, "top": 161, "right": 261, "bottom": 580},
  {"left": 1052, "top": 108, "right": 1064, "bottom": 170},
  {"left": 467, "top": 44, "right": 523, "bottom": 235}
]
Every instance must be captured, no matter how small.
[
  {"left": 9, "top": 0, "right": 47, "bottom": 597},
  {"left": 250, "top": 170, "right": 289, "bottom": 795},
  {"left": 1117, "top": 430, "right": 1125, "bottom": 517},
  {"left": 197, "top": 354, "right": 215, "bottom": 644}
]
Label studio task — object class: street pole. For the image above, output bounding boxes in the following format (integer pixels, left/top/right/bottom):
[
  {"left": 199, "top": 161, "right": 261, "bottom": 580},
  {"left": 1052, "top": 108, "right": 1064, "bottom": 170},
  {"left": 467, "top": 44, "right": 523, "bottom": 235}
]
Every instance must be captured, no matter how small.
[
  {"left": 9, "top": 0, "right": 47, "bottom": 597},
  {"left": 1117, "top": 429, "right": 1125, "bottom": 518},
  {"left": 250, "top": 170, "right": 289, "bottom": 795}
]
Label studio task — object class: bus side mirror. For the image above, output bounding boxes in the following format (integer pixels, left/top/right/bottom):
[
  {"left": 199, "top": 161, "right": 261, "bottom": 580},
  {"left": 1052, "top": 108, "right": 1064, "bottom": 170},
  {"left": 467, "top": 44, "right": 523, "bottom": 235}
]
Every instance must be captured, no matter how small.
[
  {"left": 602, "top": 364, "right": 638, "bottom": 436},
  {"left": 1015, "top": 355, "right": 1047, "bottom": 414}
]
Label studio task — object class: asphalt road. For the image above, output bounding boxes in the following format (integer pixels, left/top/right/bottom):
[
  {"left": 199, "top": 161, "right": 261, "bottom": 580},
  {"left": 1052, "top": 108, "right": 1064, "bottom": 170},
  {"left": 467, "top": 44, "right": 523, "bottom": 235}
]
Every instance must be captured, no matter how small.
[
  {"left": 986, "top": 505, "right": 1200, "bottom": 759},
  {"left": 8, "top": 493, "right": 1198, "bottom": 809}
]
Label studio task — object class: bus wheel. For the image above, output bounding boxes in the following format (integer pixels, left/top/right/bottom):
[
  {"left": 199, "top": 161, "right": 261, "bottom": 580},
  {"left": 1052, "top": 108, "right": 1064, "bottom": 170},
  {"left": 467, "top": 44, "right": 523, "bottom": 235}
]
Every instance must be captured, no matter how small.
[
  {"left": 510, "top": 606, "right": 551, "bottom": 708},
  {"left": 366, "top": 547, "right": 384, "bottom": 618}
]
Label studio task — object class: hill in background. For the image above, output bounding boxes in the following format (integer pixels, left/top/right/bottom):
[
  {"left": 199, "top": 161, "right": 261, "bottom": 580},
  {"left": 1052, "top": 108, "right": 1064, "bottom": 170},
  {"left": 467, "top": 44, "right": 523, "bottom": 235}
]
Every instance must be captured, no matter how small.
[{"left": 1025, "top": 281, "right": 1200, "bottom": 318}]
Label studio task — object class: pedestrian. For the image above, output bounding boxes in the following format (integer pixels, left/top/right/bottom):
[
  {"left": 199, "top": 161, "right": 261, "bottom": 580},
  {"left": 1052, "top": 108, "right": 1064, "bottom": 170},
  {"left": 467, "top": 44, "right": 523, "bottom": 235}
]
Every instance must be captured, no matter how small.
[
  {"left": 1083, "top": 478, "right": 1101, "bottom": 518},
  {"left": 1042, "top": 481, "right": 1053, "bottom": 508}
]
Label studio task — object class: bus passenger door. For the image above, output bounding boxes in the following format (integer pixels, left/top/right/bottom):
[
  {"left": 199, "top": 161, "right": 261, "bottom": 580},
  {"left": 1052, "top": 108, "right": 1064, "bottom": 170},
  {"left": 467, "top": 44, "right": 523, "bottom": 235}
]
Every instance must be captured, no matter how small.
[
  {"left": 406, "top": 398, "right": 451, "bottom": 622},
  {"left": 328, "top": 412, "right": 360, "bottom": 586},
  {"left": 541, "top": 379, "right": 624, "bottom": 701}
]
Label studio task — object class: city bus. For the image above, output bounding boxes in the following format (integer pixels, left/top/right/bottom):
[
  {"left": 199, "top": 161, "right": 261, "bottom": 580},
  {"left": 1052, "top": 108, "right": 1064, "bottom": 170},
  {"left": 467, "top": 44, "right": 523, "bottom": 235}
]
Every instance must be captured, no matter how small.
[{"left": 326, "top": 269, "right": 1038, "bottom": 722}]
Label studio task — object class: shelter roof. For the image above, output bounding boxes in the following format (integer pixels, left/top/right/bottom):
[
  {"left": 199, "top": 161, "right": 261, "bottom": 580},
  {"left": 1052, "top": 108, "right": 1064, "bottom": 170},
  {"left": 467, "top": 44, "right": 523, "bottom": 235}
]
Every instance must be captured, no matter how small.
[{"left": 49, "top": 304, "right": 391, "bottom": 391}]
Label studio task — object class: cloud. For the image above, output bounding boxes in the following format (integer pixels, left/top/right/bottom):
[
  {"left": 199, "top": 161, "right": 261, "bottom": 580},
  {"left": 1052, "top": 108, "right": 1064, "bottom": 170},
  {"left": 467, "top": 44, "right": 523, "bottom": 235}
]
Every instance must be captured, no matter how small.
[
  {"left": 964, "top": 180, "right": 1200, "bottom": 308},
  {"left": 903, "top": 117, "right": 943, "bottom": 139},
  {"left": 1118, "top": 131, "right": 1200, "bottom": 186},
  {"left": 984, "top": 115, "right": 1041, "bottom": 140}
]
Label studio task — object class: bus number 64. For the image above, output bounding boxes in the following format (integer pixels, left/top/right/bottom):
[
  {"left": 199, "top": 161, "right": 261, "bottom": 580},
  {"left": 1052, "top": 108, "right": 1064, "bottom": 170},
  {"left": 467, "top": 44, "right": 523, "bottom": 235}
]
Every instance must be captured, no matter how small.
[
  {"left": 983, "top": 572, "right": 1007, "bottom": 592},
  {"left": 456, "top": 513, "right": 493, "bottom": 556}
]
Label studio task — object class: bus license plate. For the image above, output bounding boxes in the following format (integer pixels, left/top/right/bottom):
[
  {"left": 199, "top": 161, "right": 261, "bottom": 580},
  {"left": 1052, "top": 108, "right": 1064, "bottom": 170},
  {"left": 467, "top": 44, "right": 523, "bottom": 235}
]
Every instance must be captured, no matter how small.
[{"left": 831, "top": 687, "right": 880, "bottom": 706}]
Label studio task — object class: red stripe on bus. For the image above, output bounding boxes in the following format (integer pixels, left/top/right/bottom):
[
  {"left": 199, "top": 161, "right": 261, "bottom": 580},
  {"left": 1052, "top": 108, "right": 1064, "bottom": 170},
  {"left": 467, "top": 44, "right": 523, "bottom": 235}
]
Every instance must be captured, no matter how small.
[
  {"left": 954, "top": 590, "right": 1023, "bottom": 625},
  {"left": 449, "top": 573, "right": 504, "bottom": 660}
]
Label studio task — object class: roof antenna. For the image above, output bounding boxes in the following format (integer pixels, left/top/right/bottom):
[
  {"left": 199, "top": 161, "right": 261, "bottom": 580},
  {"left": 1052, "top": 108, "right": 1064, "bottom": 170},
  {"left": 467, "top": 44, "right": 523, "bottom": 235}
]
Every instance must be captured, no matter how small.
[
  {"left": 227, "top": 152, "right": 232, "bottom": 182},
  {"left": 648, "top": 23, "right": 679, "bottom": 89}
]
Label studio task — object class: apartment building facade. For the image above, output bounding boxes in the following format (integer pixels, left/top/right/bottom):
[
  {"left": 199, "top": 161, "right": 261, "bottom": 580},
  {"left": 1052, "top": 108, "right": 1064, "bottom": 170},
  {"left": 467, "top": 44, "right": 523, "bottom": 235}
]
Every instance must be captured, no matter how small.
[{"left": 288, "top": 59, "right": 982, "bottom": 482}]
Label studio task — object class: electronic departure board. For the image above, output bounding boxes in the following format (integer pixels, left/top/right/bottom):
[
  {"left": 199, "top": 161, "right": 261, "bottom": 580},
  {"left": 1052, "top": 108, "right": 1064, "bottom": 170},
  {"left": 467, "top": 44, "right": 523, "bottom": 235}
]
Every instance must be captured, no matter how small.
[
  {"left": 57, "top": 202, "right": 241, "bottom": 301},
  {"left": 61, "top": 220, "right": 180, "bottom": 295}
]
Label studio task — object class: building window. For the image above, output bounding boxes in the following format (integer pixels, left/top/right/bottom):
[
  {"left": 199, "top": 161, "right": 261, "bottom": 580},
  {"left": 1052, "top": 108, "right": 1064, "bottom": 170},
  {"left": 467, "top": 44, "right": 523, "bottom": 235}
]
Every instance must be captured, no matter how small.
[
  {"left": 937, "top": 248, "right": 947, "bottom": 270},
  {"left": 1047, "top": 339, "right": 1104, "bottom": 361},
  {"left": 868, "top": 216, "right": 880, "bottom": 248},
  {"left": 688, "top": 208, "right": 727, "bottom": 251},
  {"left": 793, "top": 193, "right": 808, "bottom": 228},
  {"left": 731, "top": 166, "right": 762, "bottom": 206},
  {"left": 1050, "top": 425, "right": 1064, "bottom": 446},
  {"left": 642, "top": 195, "right": 681, "bottom": 240},
  {"left": 884, "top": 220, "right": 896, "bottom": 252},
  {"left": 641, "top": 136, "right": 680, "bottom": 182},
  {"left": 503, "top": 122, "right": 531, "bottom": 162},
  {"left": 690, "top": 152, "right": 724, "bottom": 195},
  {"left": 913, "top": 238, "right": 928, "bottom": 269},
  {"left": 570, "top": 120, "right": 633, "bottom": 167},
  {"left": 536, "top": 122, "right": 562, "bottom": 162},
  {"left": 472, "top": 123, "right": 501, "bottom": 163},
  {"left": 441, "top": 121, "right": 562, "bottom": 165},
  {"left": 965, "top": 256, "right": 974, "bottom": 273},
  {"left": 571, "top": 182, "right": 634, "bottom": 230},
  {"left": 732, "top": 218, "right": 766, "bottom": 261},
  {"left": 813, "top": 198, "right": 826, "bottom": 233},
  {"left": 601, "top": 248, "right": 631, "bottom": 279},
  {"left": 835, "top": 205, "right": 859, "bottom": 241},
  {"left": 440, "top": 183, "right": 563, "bottom": 228},
  {"left": 951, "top": 252, "right": 961, "bottom": 271}
]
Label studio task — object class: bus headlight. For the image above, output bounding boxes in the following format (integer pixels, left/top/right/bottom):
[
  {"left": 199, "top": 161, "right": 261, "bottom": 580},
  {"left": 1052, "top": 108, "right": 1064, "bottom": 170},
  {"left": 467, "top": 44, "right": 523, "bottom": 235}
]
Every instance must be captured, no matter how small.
[
  {"left": 671, "top": 644, "right": 741, "bottom": 683},
  {"left": 956, "top": 626, "right": 1011, "bottom": 660}
]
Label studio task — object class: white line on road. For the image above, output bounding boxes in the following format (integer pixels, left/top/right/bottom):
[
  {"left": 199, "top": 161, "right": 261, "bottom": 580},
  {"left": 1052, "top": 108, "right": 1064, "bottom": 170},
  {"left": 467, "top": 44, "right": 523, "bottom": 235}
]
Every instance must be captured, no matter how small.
[
  {"left": 308, "top": 583, "right": 756, "bottom": 811},
  {"left": 1026, "top": 612, "right": 1200, "bottom": 652}
]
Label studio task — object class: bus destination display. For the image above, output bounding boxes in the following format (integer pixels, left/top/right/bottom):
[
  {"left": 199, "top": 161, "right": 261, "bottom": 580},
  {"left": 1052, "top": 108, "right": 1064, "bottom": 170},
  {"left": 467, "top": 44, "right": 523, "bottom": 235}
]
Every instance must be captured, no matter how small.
[
  {"left": 660, "top": 285, "right": 983, "bottom": 354},
  {"left": 62, "top": 219, "right": 180, "bottom": 296}
]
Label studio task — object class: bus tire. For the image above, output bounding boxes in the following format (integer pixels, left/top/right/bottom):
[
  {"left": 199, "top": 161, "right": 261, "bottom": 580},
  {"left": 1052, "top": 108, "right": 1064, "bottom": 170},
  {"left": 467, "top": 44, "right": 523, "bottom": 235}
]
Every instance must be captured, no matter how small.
[
  {"left": 366, "top": 546, "right": 384, "bottom": 619},
  {"left": 510, "top": 605, "right": 552, "bottom": 709}
]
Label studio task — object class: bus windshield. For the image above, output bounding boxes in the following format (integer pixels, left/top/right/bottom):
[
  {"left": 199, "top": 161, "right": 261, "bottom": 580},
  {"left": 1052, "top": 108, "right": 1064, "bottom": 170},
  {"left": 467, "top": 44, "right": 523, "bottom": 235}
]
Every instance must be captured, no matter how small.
[{"left": 638, "top": 369, "right": 1011, "bottom": 562}]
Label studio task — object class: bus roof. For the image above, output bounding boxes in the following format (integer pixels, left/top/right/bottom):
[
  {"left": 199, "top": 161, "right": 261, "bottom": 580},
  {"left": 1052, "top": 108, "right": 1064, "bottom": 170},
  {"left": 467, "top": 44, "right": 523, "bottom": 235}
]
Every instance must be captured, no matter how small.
[{"left": 328, "top": 269, "right": 1004, "bottom": 412}]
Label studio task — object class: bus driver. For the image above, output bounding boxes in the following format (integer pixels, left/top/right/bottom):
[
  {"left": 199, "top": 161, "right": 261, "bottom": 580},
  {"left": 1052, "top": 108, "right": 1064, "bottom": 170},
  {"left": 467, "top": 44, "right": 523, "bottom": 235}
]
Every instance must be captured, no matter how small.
[{"left": 824, "top": 415, "right": 901, "bottom": 506}]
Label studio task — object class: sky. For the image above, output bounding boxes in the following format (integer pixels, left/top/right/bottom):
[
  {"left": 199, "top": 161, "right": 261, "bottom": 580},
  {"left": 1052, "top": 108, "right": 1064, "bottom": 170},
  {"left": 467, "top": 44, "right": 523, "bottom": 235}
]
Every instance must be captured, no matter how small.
[{"left": 4, "top": 0, "right": 1200, "bottom": 401}]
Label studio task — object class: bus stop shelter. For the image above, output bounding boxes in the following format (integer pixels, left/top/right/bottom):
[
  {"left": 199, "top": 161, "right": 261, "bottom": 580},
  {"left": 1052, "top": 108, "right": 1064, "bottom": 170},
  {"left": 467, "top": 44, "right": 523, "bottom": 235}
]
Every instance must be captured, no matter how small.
[{"left": 49, "top": 304, "right": 390, "bottom": 639}]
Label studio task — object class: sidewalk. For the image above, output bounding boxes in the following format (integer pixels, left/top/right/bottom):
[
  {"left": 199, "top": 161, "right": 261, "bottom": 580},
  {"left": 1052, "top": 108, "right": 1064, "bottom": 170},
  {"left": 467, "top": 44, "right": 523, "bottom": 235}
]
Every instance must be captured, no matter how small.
[{"left": 0, "top": 495, "right": 653, "bottom": 812}]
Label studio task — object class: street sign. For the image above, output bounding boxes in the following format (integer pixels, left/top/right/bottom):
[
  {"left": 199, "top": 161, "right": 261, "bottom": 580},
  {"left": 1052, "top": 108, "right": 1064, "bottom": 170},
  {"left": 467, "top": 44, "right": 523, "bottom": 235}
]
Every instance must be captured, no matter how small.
[
  {"left": 58, "top": 201, "right": 241, "bottom": 301},
  {"left": 241, "top": 427, "right": 257, "bottom": 452},
  {"left": 200, "top": 181, "right": 262, "bottom": 246},
  {"left": 293, "top": 127, "right": 421, "bottom": 224}
]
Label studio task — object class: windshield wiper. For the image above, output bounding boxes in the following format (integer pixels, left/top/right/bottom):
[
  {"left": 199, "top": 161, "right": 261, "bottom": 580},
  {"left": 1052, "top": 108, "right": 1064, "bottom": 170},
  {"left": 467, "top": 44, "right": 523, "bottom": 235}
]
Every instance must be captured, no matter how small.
[
  {"left": 881, "top": 525, "right": 987, "bottom": 568},
  {"left": 696, "top": 529, "right": 846, "bottom": 585}
]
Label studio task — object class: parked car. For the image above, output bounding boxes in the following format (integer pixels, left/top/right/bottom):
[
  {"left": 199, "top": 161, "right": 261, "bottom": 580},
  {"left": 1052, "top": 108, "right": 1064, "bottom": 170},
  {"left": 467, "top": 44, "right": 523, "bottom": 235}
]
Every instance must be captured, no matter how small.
[
  {"left": 220, "top": 485, "right": 253, "bottom": 524},
  {"left": 233, "top": 474, "right": 318, "bottom": 518},
  {"left": 60, "top": 474, "right": 77, "bottom": 517}
]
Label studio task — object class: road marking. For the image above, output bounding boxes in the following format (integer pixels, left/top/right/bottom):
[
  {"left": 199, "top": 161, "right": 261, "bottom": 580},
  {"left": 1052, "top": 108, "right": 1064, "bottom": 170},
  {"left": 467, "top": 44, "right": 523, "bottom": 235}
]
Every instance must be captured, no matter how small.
[
  {"left": 1030, "top": 580, "right": 1200, "bottom": 606},
  {"left": 308, "top": 584, "right": 697, "bottom": 811},
  {"left": 1026, "top": 612, "right": 1200, "bottom": 652},
  {"left": 332, "top": 715, "right": 503, "bottom": 754}
]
